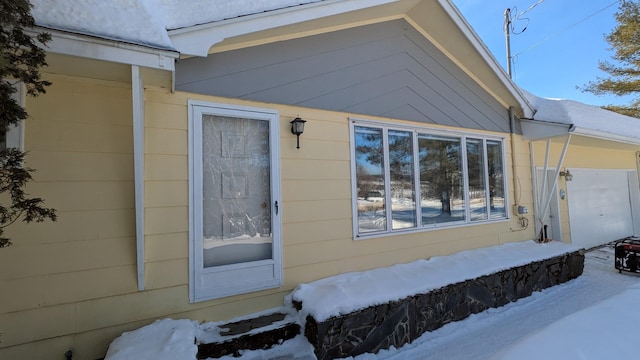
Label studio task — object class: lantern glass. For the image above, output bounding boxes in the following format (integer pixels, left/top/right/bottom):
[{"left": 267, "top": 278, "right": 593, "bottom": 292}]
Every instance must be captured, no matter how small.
[{"left": 291, "top": 117, "right": 306, "bottom": 135}]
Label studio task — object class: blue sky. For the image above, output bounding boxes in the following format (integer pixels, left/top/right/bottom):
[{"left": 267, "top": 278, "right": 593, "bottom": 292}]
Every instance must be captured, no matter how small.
[{"left": 452, "top": 0, "right": 630, "bottom": 106}]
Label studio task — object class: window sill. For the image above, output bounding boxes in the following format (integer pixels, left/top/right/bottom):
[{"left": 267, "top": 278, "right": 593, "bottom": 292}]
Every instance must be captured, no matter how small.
[{"left": 354, "top": 217, "right": 511, "bottom": 241}]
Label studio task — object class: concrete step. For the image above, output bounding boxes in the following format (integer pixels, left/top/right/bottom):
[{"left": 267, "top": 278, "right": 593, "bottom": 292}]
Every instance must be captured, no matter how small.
[{"left": 197, "top": 312, "right": 301, "bottom": 359}]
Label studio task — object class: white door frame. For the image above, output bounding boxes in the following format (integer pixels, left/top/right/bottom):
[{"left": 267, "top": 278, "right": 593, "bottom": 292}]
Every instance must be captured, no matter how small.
[
  {"left": 535, "top": 168, "right": 562, "bottom": 242},
  {"left": 188, "top": 100, "right": 282, "bottom": 302}
]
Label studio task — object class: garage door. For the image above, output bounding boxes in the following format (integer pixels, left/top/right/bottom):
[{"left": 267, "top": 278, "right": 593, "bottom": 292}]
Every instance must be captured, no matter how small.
[{"left": 567, "top": 169, "right": 634, "bottom": 249}]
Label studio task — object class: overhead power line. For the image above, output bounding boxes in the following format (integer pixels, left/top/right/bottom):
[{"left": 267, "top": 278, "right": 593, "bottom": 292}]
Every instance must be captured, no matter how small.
[
  {"left": 517, "top": 0, "right": 545, "bottom": 18},
  {"left": 512, "top": 0, "right": 621, "bottom": 60}
]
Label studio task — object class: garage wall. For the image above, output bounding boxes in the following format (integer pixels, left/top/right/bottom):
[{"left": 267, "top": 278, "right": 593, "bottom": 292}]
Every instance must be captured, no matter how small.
[{"left": 531, "top": 139, "right": 639, "bottom": 246}]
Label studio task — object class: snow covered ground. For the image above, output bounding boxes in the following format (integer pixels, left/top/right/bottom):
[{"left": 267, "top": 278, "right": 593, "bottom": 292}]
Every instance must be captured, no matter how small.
[
  {"left": 357, "top": 244, "right": 640, "bottom": 360},
  {"left": 105, "top": 242, "right": 640, "bottom": 359}
]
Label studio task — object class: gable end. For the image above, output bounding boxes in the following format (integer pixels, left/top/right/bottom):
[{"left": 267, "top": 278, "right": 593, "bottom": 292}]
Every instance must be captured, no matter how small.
[{"left": 176, "top": 19, "right": 510, "bottom": 132}]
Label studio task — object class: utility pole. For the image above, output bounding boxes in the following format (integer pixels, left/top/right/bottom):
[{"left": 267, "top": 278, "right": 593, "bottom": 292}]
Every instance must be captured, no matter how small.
[{"left": 504, "top": 8, "right": 512, "bottom": 79}]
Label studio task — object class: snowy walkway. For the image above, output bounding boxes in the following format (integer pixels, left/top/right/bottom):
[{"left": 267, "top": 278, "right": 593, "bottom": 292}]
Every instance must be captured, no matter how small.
[{"left": 354, "top": 244, "right": 640, "bottom": 360}]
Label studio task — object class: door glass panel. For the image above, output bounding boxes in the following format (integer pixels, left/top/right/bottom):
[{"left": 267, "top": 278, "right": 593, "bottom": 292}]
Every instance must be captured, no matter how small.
[
  {"left": 418, "top": 134, "right": 465, "bottom": 225},
  {"left": 467, "top": 138, "right": 487, "bottom": 221},
  {"left": 388, "top": 130, "right": 416, "bottom": 230},
  {"left": 202, "top": 115, "right": 272, "bottom": 267},
  {"left": 355, "top": 126, "right": 386, "bottom": 233}
]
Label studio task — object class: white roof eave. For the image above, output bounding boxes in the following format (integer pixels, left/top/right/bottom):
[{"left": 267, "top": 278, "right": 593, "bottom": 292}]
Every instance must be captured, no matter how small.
[
  {"left": 521, "top": 118, "right": 640, "bottom": 145},
  {"left": 520, "top": 118, "right": 573, "bottom": 140},
  {"left": 572, "top": 126, "right": 640, "bottom": 146},
  {"left": 33, "top": 27, "right": 178, "bottom": 71},
  {"left": 169, "top": 0, "right": 405, "bottom": 57}
]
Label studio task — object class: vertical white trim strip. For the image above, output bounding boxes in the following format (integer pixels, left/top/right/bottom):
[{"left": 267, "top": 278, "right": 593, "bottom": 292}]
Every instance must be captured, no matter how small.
[
  {"left": 132, "top": 65, "right": 145, "bottom": 291},
  {"left": 349, "top": 120, "right": 360, "bottom": 237},
  {"left": 382, "top": 128, "right": 392, "bottom": 232},
  {"left": 6, "top": 81, "right": 25, "bottom": 150},
  {"left": 187, "top": 101, "right": 197, "bottom": 302},
  {"left": 412, "top": 131, "right": 422, "bottom": 226}
]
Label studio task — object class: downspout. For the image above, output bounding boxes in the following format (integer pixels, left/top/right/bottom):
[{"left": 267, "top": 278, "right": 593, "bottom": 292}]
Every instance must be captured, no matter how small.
[
  {"left": 132, "top": 65, "right": 145, "bottom": 291},
  {"left": 509, "top": 107, "right": 528, "bottom": 230}
]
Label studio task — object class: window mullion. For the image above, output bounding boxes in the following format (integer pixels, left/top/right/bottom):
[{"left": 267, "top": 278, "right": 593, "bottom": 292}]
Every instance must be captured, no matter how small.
[{"left": 412, "top": 131, "right": 422, "bottom": 227}]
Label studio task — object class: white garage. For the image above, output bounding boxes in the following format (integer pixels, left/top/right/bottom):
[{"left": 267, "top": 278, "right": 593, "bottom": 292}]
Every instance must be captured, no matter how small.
[{"left": 567, "top": 169, "right": 639, "bottom": 249}]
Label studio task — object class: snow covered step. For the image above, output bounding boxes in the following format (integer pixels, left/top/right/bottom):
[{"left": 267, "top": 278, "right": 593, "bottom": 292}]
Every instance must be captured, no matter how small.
[{"left": 197, "top": 312, "right": 301, "bottom": 359}]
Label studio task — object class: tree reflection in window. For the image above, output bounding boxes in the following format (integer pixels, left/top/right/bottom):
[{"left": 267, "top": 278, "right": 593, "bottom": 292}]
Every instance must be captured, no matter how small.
[
  {"left": 487, "top": 140, "right": 506, "bottom": 219},
  {"left": 418, "top": 134, "right": 465, "bottom": 225},
  {"left": 355, "top": 126, "right": 386, "bottom": 233},
  {"left": 352, "top": 123, "right": 507, "bottom": 237},
  {"left": 467, "top": 138, "right": 487, "bottom": 221},
  {"left": 389, "top": 130, "right": 416, "bottom": 230}
]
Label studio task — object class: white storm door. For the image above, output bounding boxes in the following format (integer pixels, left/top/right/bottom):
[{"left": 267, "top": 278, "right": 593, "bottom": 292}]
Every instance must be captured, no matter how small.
[{"left": 189, "top": 101, "right": 282, "bottom": 302}]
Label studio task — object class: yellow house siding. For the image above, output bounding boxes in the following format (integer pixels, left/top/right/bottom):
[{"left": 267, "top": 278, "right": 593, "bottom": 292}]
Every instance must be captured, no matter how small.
[
  {"left": 143, "top": 87, "right": 190, "bottom": 297},
  {"left": 143, "top": 89, "right": 535, "bottom": 303},
  {"left": 532, "top": 140, "right": 638, "bottom": 169},
  {"left": 1, "top": 77, "right": 535, "bottom": 359},
  {"left": 0, "top": 73, "right": 138, "bottom": 358}
]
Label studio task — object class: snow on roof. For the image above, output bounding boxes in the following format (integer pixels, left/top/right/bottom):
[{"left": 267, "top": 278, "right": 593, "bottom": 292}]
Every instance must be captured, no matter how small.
[
  {"left": 522, "top": 89, "right": 640, "bottom": 143},
  {"left": 30, "top": 0, "right": 322, "bottom": 50},
  {"left": 151, "top": 0, "right": 323, "bottom": 30},
  {"left": 31, "top": 0, "right": 174, "bottom": 50}
]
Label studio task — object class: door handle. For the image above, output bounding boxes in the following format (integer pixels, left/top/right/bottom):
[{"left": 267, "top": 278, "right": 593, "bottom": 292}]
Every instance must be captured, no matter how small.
[{"left": 275, "top": 201, "right": 279, "bottom": 215}]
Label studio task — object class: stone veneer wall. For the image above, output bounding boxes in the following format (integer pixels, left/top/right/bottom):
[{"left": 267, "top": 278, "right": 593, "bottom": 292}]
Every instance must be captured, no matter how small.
[{"left": 301, "top": 250, "right": 584, "bottom": 360}]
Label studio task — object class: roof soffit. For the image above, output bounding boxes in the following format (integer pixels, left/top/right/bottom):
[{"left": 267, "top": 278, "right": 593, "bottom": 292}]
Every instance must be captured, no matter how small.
[{"left": 169, "top": 0, "right": 419, "bottom": 57}]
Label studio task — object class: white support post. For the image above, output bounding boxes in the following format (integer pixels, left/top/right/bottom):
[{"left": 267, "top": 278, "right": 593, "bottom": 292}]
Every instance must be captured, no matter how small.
[
  {"left": 132, "top": 65, "right": 145, "bottom": 291},
  {"left": 539, "top": 135, "right": 571, "bottom": 230}
]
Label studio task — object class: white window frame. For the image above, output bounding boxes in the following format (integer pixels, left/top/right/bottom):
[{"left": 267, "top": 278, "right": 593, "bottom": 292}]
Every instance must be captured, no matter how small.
[
  {"left": 349, "top": 118, "right": 509, "bottom": 239},
  {"left": 188, "top": 100, "right": 282, "bottom": 302}
]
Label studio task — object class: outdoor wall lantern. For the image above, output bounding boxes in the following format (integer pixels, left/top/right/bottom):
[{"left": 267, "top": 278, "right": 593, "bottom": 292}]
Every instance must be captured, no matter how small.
[
  {"left": 559, "top": 168, "right": 573, "bottom": 182},
  {"left": 290, "top": 117, "right": 306, "bottom": 149}
]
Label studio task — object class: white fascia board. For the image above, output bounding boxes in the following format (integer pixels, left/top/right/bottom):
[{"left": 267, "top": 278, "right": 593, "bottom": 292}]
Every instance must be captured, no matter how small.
[
  {"left": 571, "top": 127, "right": 640, "bottom": 146},
  {"left": 522, "top": 117, "right": 640, "bottom": 145},
  {"left": 31, "top": 28, "right": 178, "bottom": 71},
  {"left": 520, "top": 119, "right": 573, "bottom": 140},
  {"left": 169, "top": 0, "right": 403, "bottom": 57},
  {"left": 437, "top": 0, "right": 535, "bottom": 119}
]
